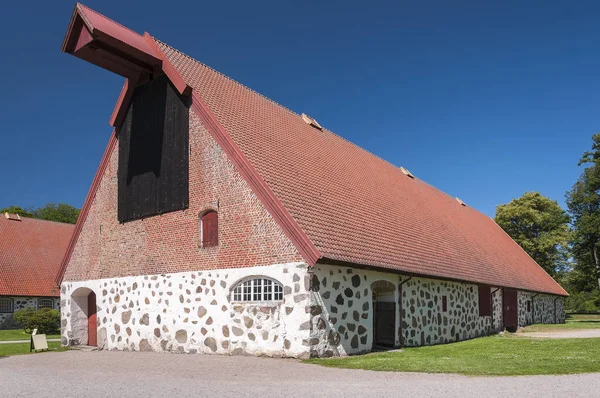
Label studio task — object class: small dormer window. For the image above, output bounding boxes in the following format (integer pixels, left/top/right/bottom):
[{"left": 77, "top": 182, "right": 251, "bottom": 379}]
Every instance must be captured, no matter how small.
[{"left": 200, "top": 211, "right": 218, "bottom": 248}]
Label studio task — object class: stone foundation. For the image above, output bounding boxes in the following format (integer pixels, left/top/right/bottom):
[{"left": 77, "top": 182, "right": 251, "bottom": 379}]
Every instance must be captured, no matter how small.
[
  {"left": 518, "top": 291, "right": 565, "bottom": 326},
  {"left": 61, "top": 262, "right": 311, "bottom": 357}
]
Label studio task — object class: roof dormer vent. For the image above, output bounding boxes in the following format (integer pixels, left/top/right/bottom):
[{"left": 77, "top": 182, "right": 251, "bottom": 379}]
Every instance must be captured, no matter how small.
[
  {"left": 400, "top": 167, "right": 414, "bottom": 178},
  {"left": 4, "top": 213, "right": 21, "bottom": 221},
  {"left": 301, "top": 113, "right": 322, "bottom": 130},
  {"left": 455, "top": 198, "right": 466, "bottom": 206}
]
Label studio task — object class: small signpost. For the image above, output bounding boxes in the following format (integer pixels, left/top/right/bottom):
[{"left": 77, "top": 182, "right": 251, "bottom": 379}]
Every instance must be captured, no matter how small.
[{"left": 30, "top": 329, "right": 49, "bottom": 353}]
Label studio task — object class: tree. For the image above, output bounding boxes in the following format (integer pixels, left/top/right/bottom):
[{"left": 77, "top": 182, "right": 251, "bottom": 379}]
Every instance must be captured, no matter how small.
[
  {"left": 566, "top": 133, "right": 600, "bottom": 291},
  {"left": 31, "top": 203, "right": 80, "bottom": 224},
  {"left": 495, "top": 192, "right": 571, "bottom": 276},
  {"left": 0, "top": 206, "right": 33, "bottom": 218}
]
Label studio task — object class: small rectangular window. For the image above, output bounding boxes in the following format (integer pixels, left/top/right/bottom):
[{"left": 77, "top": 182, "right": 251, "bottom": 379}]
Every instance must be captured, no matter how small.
[
  {"left": 200, "top": 211, "right": 218, "bottom": 248},
  {"left": 478, "top": 285, "right": 491, "bottom": 317},
  {"left": 442, "top": 296, "right": 447, "bottom": 312},
  {"left": 527, "top": 300, "right": 531, "bottom": 312},
  {"left": 38, "top": 299, "right": 54, "bottom": 309},
  {"left": 0, "top": 298, "right": 14, "bottom": 313}
]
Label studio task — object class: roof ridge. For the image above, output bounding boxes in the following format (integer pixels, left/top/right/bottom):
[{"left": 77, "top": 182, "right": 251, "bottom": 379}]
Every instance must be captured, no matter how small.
[
  {"left": 153, "top": 39, "right": 435, "bottom": 187},
  {"left": 1, "top": 216, "right": 76, "bottom": 227},
  {"left": 77, "top": 3, "right": 144, "bottom": 39},
  {"left": 154, "top": 39, "right": 303, "bottom": 118}
]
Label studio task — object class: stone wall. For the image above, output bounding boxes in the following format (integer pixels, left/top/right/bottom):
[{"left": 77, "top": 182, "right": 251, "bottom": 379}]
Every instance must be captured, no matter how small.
[
  {"left": 517, "top": 291, "right": 565, "bottom": 326},
  {"left": 61, "top": 263, "right": 312, "bottom": 358},
  {"left": 0, "top": 297, "right": 60, "bottom": 328},
  {"left": 306, "top": 263, "right": 504, "bottom": 357}
]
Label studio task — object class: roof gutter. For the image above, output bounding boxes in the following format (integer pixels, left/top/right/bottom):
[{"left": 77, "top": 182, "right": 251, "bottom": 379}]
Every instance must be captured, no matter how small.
[
  {"left": 398, "top": 276, "right": 412, "bottom": 347},
  {"left": 531, "top": 293, "right": 539, "bottom": 324},
  {"left": 490, "top": 288, "right": 500, "bottom": 332}
]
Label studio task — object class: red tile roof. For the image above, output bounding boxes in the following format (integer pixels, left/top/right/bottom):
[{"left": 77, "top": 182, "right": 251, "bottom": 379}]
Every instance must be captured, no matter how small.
[
  {"left": 0, "top": 216, "right": 74, "bottom": 297},
  {"left": 156, "top": 41, "right": 567, "bottom": 296},
  {"left": 58, "top": 6, "right": 567, "bottom": 296}
]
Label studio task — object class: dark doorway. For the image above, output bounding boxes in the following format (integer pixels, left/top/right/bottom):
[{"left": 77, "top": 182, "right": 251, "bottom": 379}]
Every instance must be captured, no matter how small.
[
  {"left": 503, "top": 289, "right": 518, "bottom": 332},
  {"left": 87, "top": 291, "right": 97, "bottom": 346},
  {"left": 373, "top": 300, "right": 396, "bottom": 346}
]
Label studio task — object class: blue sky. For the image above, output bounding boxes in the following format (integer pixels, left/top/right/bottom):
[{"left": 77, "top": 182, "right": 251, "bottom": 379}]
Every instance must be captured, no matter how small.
[{"left": 0, "top": 0, "right": 597, "bottom": 217}]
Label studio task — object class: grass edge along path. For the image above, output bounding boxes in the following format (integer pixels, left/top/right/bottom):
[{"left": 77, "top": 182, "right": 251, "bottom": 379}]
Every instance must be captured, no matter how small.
[
  {"left": 0, "top": 329, "right": 61, "bottom": 341},
  {"left": 0, "top": 341, "right": 66, "bottom": 357},
  {"left": 304, "top": 335, "right": 600, "bottom": 376}
]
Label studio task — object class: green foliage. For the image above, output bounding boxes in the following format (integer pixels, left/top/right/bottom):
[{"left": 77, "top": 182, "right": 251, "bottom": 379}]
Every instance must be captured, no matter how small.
[
  {"left": 13, "top": 308, "right": 61, "bottom": 335},
  {"left": 0, "top": 203, "right": 80, "bottom": 224},
  {"left": 495, "top": 192, "right": 571, "bottom": 276},
  {"left": 566, "top": 132, "right": 600, "bottom": 291},
  {"left": 31, "top": 203, "right": 80, "bottom": 224},
  {"left": 565, "top": 291, "right": 600, "bottom": 313},
  {"left": 0, "top": 206, "right": 33, "bottom": 218}
]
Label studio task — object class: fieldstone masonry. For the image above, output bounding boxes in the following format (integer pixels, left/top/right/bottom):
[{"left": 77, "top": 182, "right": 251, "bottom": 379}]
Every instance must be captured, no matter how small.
[
  {"left": 518, "top": 290, "right": 565, "bottom": 326},
  {"left": 61, "top": 263, "right": 312, "bottom": 357},
  {"left": 307, "top": 263, "right": 509, "bottom": 356},
  {"left": 62, "top": 261, "right": 566, "bottom": 357}
]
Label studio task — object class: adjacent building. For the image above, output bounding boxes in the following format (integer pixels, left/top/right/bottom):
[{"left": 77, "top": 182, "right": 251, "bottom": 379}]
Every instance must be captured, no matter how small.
[
  {"left": 0, "top": 213, "right": 74, "bottom": 328},
  {"left": 58, "top": 4, "right": 567, "bottom": 358}
]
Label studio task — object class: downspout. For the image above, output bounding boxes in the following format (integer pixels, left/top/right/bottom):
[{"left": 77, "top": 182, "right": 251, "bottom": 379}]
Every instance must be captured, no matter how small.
[
  {"left": 554, "top": 296, "right": 561, "bottom": 324},
  {"left": 490, "top": 288, "right": 500, "bottom": 333},
  {"left": 531, "top": 293, "right": 539, "bottom": 324},
  {"left": 398, "top": 276, "right": 412, "bottom": 347}
]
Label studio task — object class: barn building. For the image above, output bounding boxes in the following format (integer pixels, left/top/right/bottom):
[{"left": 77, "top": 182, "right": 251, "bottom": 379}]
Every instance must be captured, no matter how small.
[
  {"left": 0, "top": 213, "right": 74, "bottom": 328},
  {"left": 58, "top": 4, "right": 567, "bottom": 357}
]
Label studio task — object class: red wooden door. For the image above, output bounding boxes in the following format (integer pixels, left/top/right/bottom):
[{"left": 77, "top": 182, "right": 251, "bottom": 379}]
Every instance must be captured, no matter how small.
[
  {"left": 503, "top": 289, "right": 518, "bottom": 331},
  {"left": 87, "top": 292, "right": 97, "bottom": 346}
]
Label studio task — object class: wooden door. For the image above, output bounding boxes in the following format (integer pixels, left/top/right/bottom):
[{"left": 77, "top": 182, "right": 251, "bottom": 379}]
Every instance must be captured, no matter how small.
[
  {"left": 87, "top": 292, "right": 97, "bottom": 346},
  {"left": 503, "top": 289, "right": 518, "bottom": 331},
  {"left": 374, "top": 302, "right": 396, "bottom": 346}
]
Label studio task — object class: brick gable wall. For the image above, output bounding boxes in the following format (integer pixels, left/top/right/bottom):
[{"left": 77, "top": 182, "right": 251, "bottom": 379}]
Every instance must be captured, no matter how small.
[{"left": 63, "top": 111, "right": 303, "bottom": 282}]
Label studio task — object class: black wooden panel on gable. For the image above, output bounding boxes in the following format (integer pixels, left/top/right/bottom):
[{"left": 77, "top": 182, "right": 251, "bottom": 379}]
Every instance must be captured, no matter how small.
[{"left": 118, "top": 74, "right": 190, "bottom": 222}]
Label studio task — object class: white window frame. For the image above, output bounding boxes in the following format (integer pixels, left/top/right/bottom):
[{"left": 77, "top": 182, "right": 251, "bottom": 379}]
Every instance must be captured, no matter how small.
[
  {"left": 37, "top": 298, "right": 54, "bottom": 309},
  {"left": 0, "top": 298, "right": 14, "bottom": 313},
  {"left": 230, "top": 277, "right": 284, "bottom": 303}
]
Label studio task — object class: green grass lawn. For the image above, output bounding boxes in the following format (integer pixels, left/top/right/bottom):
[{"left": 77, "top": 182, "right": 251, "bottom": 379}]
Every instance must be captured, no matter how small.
[
  {"left": 304, "top": 335, "right": 600, "bottom": 376},
  {"left": 0, "top": 329, "right": 61, "bottom": 341},
  {"left": 521, "top": 314, "right": 600, "bottom": 332},
  {"left": 0, "top": 341, "right": 66, "bottom": 357}
]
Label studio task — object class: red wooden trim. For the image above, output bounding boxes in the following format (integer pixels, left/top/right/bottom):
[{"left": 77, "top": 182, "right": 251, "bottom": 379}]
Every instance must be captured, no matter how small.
[
  {"left": 56, "top": 132, "right": 118, "bottom": 285},
  {"left": 74, "top": 24, "right": 93, "bottom": 53},
  {"left": 109, "top": 73, "right": 142, "bottom": 128},
  {"left": 109, "top": 80, "right": 129, "bottom": 127},
  {"left": 142, "top": 33, "right": 191, "bottom": 96},
  {"left": 190, "top": 93, "right": 321, "bottom": 266}
]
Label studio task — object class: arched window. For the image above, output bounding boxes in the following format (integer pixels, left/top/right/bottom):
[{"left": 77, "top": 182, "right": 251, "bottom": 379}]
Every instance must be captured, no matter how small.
[
  {"left": 38, "top": 299, "right": 54, "bottom": 309},
  {"left": 200, "top": 211, "right": 218, "bottom": 248},
  {"left": 0, "top": 298, "right": 14, "bottom": 313},
  {"left": 231, "top": 277, "right": 284, "bottom": 302}
]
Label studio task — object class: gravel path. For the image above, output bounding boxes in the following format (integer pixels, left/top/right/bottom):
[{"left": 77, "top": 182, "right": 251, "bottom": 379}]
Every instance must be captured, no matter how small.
[
  {"left": 522, "top": 330, "right": 600, "bottom": 339},
  {"left": 1, "top": 350, "right": 599, "bottom": 397}
]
